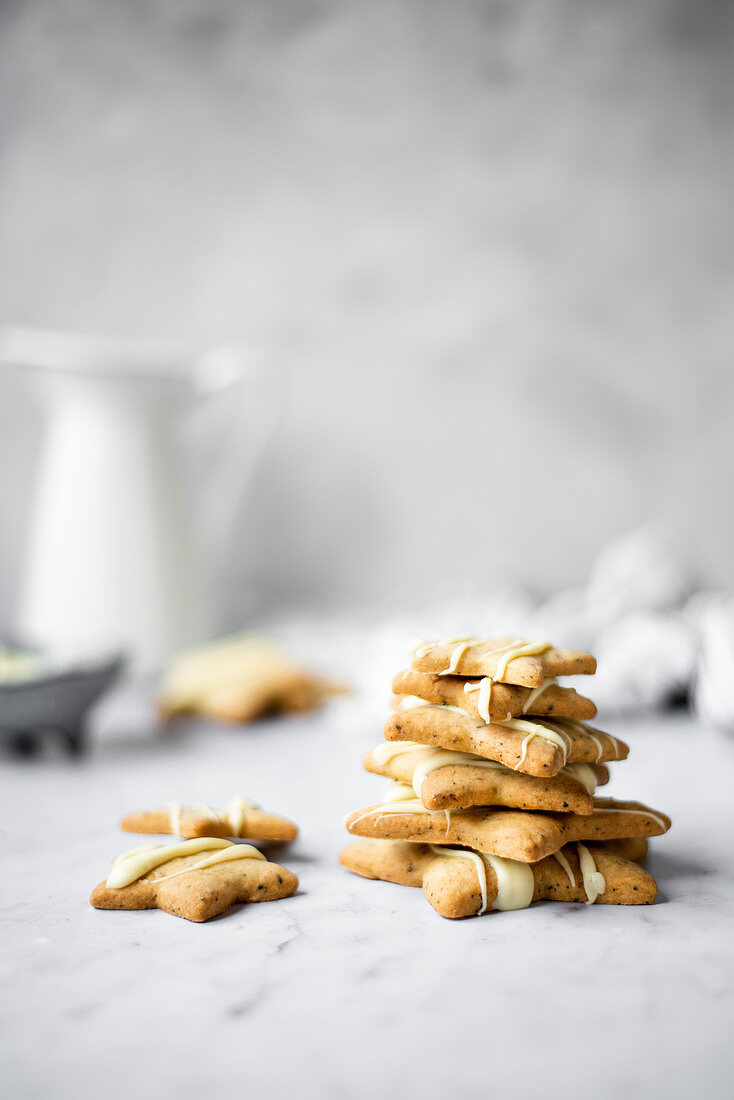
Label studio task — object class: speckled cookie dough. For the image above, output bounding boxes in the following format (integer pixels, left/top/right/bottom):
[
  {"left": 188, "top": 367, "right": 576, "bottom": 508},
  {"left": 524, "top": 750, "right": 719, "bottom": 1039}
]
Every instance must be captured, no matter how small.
[
  {"left": 411, "top": 636, "right": 596, "bottom": 687},
  {"left": 392, "top": 668, "right": 596, "bottom": 722},
  {"left": 363, "top": 742, "right": 609, "bottom": 813},
  {"left": 345, "top": 794, "right": 670, "bottom": 862},
  {"left": 384, "top": 705, "right": 627, "bottom": 777}
]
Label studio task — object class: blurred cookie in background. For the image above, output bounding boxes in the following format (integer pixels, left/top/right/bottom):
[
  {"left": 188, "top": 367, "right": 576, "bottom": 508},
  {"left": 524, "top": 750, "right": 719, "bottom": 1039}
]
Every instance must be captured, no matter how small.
[{"left": 157, "top": 633, "right": 344, "bottom": 724}]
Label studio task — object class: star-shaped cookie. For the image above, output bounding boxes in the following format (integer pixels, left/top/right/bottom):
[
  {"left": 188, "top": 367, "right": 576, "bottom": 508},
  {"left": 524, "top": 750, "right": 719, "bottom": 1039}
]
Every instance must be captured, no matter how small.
[
  {"left": 121, "top": 796, "right": 298, "bottom": 842},
  {"left": 340, "top": 838, "right": 657, "bottom": 918},
  {"left": 91, "top": 838, "right": 298, "bottom": 922}
]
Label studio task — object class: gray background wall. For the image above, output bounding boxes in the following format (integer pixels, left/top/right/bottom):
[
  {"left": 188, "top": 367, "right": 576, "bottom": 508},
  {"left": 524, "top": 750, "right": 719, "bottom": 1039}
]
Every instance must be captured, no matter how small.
[{"left": 1, "top": 0, "right": 733, "bottom": 629}]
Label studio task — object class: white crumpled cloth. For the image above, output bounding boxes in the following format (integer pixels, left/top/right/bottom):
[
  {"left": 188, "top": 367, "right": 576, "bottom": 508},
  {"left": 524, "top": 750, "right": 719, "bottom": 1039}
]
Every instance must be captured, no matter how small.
[
  {"left": 528, "top": 526, "right": 698, "bottom": 716},
  {"left": 691, "top": 594, "right": 734, "bottom": 731}
]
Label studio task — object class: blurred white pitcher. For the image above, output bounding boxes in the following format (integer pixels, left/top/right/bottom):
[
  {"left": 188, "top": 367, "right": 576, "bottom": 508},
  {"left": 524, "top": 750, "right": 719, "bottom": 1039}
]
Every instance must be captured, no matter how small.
[{"left": 1, "top": 327, "right": 282, "bottom": 669}]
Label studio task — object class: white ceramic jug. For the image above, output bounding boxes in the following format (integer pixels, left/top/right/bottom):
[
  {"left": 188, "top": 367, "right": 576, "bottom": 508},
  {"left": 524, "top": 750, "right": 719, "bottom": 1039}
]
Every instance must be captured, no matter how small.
[{"left": 1, "top": 327, "right": 282, "bottom": 669}]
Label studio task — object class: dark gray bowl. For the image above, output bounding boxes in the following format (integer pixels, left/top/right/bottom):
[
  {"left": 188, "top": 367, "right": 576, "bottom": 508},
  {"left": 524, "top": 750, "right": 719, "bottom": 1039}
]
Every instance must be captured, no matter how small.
[{"left": 0, "top": 653, "right": 125, "bottom": 756}]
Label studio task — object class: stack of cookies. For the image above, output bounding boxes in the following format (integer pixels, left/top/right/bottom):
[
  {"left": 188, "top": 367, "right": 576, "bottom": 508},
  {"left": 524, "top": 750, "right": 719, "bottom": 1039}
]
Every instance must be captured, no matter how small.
[{"left": 341, "top": 635, "right": 670, "bottom": 919}]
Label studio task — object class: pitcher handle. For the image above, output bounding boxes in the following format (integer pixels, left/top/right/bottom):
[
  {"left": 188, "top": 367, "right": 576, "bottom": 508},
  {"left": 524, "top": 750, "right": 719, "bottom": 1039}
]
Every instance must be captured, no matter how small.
[{"left": 192, "top": 345, "right": 285, "bottom": 568}]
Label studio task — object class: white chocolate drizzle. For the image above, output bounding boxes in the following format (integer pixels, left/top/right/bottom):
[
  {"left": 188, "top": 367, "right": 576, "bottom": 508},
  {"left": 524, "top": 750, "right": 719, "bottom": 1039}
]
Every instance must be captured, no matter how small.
[
  {"left": 552, "top": 717, "right": 603, "bottom": 757},
  {"left": 396, "top": 696, "right": 489, "bottom": 721},
  {"left": 370, "top": 740, "right": 425, "bottom": 765},
  {"left": 442, "top": 640, "right": 473, "bottom": 674},
  {"left": 484, "top": 852, "right": 535, "bottom": 911},
  {"left": 414, "top": 636, "right": 525, "bottom": 675},
  {"left": 562, "top": 763, "right": 598, "bottom": 795},
  {"left": 423, "top": 704, "right": 471, "bottom": 716},
  {"left": 394, "top": 695, "right": 432, "bottom": 711},
  {"left": 369, "top": 744, "right": 599, "bottom": 797},
  {"left": 428, "top": 846, "right": 534, "bottom": 913},
  {"left": 147, "top": 845, "right": 265, "bottom": 884},
  {"left": 106, "top": 838, "right": 265, "bottom": 889},
  {"left": 464, "top": 677, "right": 494, "bottom": 722},
  {"left": 225, "top": 796, "right": 261, "bottom": 837},
  {"left": 414, "top": 635, "right": 478, "bottom": 662},
  {"left": 494, "top": 640, "right": 551, "bottom": 682},
  {"left": 498, "top": 718, "right": 570, "bottom": 770},
  {"left": 349, "top": 784, "right": 451, "bottom": 835},
  {"left": 167, "top": 802, "right": 183, "bottom": 835},
  {"left": 382, "top": 782, "right": 420, "bottom": 803},
  {"left": 166, "top": 797, "right": 261, "bottom": 837},
  {"left": 513, "top": 716, "right": 623, "bottom": 767},
  {"left": 576, "top": 843, "right": 606, "bottom": 904},
  {"left": 588, "top": 734, "right": 604, "bottom": 763},
  {"left": 393, "top": 699, "right": 469, "bottom": 717},
  {"left": 553, "top": 848, "right": 576, "bottom": 886},
  {"left": 592, "top": 805, "right": 669, "bottom": 833},
  {"left": 411, "top": 748, "right": 502, "bottom": 797},
  {"left": 521, "top": 677, "right": 558, "bottom": 714},
  {"left": 543, "top": 717, "right": 623, "bottom": 763},
  {"left": 413, "top": 636, "right": 554, "bottom": 684}
]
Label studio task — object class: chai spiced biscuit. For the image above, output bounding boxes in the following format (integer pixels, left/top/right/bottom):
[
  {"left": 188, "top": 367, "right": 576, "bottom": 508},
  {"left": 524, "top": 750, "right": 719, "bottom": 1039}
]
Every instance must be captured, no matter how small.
[
  {"left": 158, "top": 634, "right": 339, "bottom": 724},
  {"left": 411, "top": 636, "right": 596, "bottom": 688},
  {"left": 385, "top": 705, "right": 627, "bottom": 777},
  {"left": 91, "top": 838, "right": 298, "bottom": 922},
  {"left": 363, "top": 742, "right": 609, "bottom": 814},
  {"left": 121, "top": 797, "right": 298, "bottom": 842},
  {"left": 345, "top": 790, "right": 670, "bottom": 862},
  {"left": 392, "top": 669, "right": 597, "bottom": 723},
  {"left": 339, "top": 839, "right": 657, "bottom": 918}
]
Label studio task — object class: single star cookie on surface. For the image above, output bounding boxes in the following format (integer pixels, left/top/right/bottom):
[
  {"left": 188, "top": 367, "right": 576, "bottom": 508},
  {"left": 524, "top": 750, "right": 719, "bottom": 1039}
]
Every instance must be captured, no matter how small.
[
  {"left": 121, "top": 796, "right": 298, "bottom": 842},
  {"left": 90, "top": 838, "right": 298, "bottom": 922},
  {"left": 340, "top": 838, "right": 657, "bottom": 918}
]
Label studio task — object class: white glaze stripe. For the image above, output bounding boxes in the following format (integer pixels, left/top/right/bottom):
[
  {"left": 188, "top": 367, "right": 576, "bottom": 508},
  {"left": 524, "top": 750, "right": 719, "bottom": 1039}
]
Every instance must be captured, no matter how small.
[
  {"left": 521, "top": 677, "right": 557, "bottom": 714},
  {"left": 463, "top": 677, "right": 494, "bottom": 722},
  {"left": 553, "top": 849, "right": 575, "bottom": 886},
  {"left": 562, "top": 763, "right": 598, "bottom": 794},
  {"left": 494, "top": 641, "right": 551, "bottom": 682},
  {"left": 484, "top": 853, "right": 535, "bottom": 910},
  {"left": 225, "top": 797, "right": 260, "bottom": 836},
  {"left": 411, "top": 749, "right": 502, "bottom": 797},
  {"left": 371, "top": 740, "right": 425, "bottom": 764},
  {"left": 499, "top": 718, "right": 570, "bottom": 769},
  {"left": 577, "top": 843, "right": 606, "bottom": 904},
  {"left": 106, "top": 838, "right": 263, "bottom": 888},
  {"left": 167, "top": 802, "right": 183, "bottom": 835},
  {"left": 593, "top": 806, "right": 669, "bottom": 832},
  {"left": 144, "top": 844, "right": 265, "bottom": 884},
  {"left": 348, "top": 788, "right": 451, "bottom": 835}
]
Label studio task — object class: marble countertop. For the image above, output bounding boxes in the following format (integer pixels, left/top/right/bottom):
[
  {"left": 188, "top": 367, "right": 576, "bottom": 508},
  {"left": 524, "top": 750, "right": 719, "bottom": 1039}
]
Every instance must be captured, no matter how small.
[{"left": 2, "top": 694, "right": 733, "bottom": 1099}]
